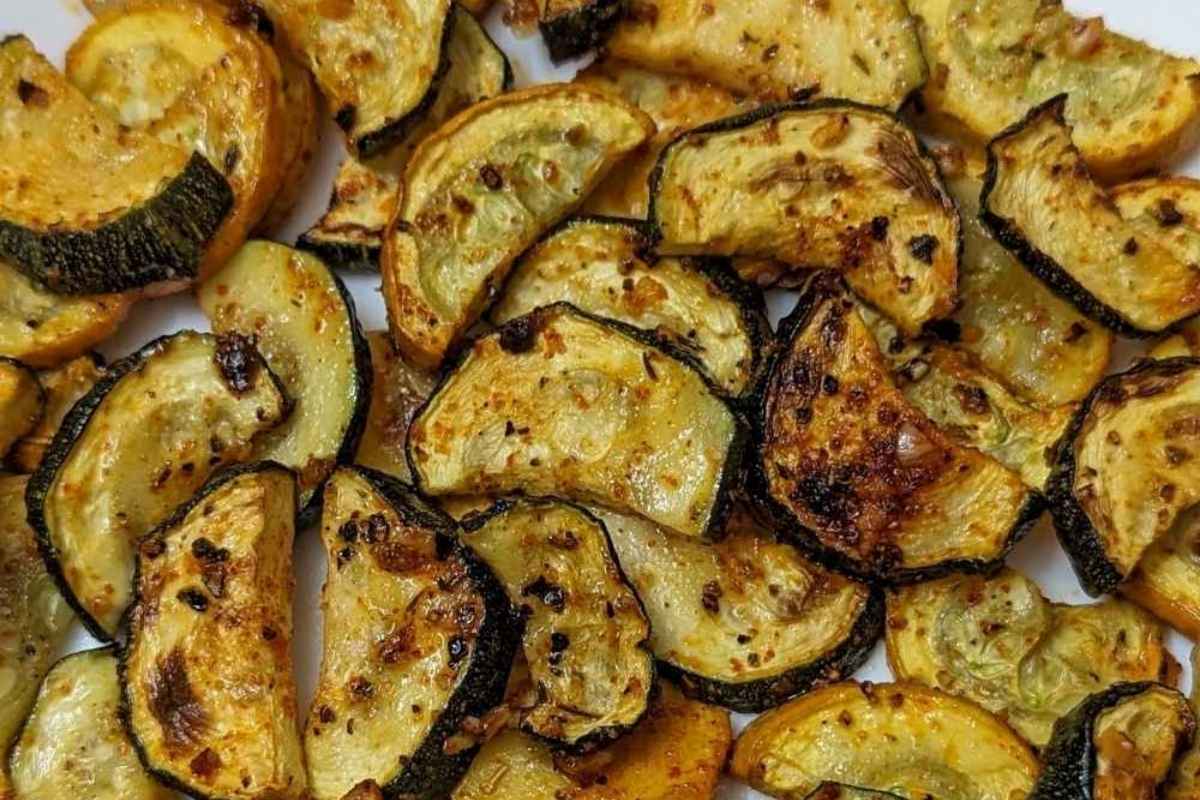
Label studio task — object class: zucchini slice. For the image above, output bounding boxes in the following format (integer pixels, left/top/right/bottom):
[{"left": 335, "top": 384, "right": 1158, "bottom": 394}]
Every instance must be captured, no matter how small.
[
  {"left": 8, "top": 354, "right": 105, "bottom": 474},
  {"left": 537, "top": 0, "right": 623, "bottom": 63},
  {"left": 408, "top": 303, "right": 742, "bottom": 540},
  {"left": 982, "top": 97, "right": 1200, "bottom": 337},
  {"left": 267, "top": 0, "right": 454, "bottom": 157},
  {"left": 298, "top": 5, "right": 512, "bottom": 272},
  {"left": 489, "top": 217, "right": 772, "bottom": 399},
  {"left": 66, "top": 0, "right": 286, "bottom": 279},
  {"left": 729, "top": 682, "right": 1040, "bottom": 800},
  {"left": 0, "top": 36, "right": 232, "bottom": 296},
  {"left": 751, "top": 274, "right": 1038, "bottom": 583},
  {"left": 1165, "top": 648, "right": 1200, "bottom": 800},
  {"left": 606, "top": 0, "right": 925, "bottom": 109},
  {"left": 451, "top": 730, "right": 573, "bottom": 800},
  {"left": 1033, "top": 683, "right": 1195, "bottom": 800},
  {"left": 0, "top": 358, "right": 42, "bottom": 461},
  {"left": 305, "top": 466, "right": 517, "bottom": 800},
  {"left": 257, "top": 45, "right": 321, "bottom": 233},
  {"left": 1047, "top": 357, "right": 1200, "bottom": 596},
  {"left": 9, "top": 648, "right": 170, "bottom": 800},
  {"left": 26, "top": 330, "right": 290, "bottom": 638},
  {"left": 122, "top": 464, "right": 306, "bottom": 800},
  {"left": 197, "top": 241, "right": 371, "bottom": 519},
  {"left": 1123, "top": 507, "right": 1200, "bottom": 643},
  {"left": 381, "top": 84, "right": 653, "bottom": 369},
  {"left": 355, "top": 331, "right": 436, "bottom": 483},
  {"left": 649, "top": 102, "right": 960, "bottom": 335},
  {"left": 908, "top": 0, "right": 1200, "bottom": 183},
  {"left": 886, "top": 567, "right": 1175, "bottom": 747},
  {"left": 599, "top": 508, "right": 882, "bottom": 712},
  {"left": 462, "top": 498, "right": 654, "bottom": 751}
]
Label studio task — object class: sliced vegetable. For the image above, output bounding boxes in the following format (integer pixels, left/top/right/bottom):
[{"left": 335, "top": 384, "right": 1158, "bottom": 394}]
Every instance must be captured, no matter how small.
[
  {"left": 599, "top": 508, "right": 882, "bottom": 712},
  {"left": 489, "top": 217, "right": 771, "bottom": 398},
  {"left": 462, "top": 498, "right": 653, "bottom": 751},
  {"left": 8, "top": 648, "right": 170, "bottom": 800},
  {"left": 8, "top": 354, "right": 105, "bottom": 473},
  {"left": 382, "top": 84, "right": 653, "bottom": 368},
  {"left": 305, "top": 466, "right": 517, "bottom": 800},
  {"left": 750, "top": 274, "right": 1038, "bottom": 583},
  {"left": 0, "top": 36, "right": 232, "bottom": 295},
  {"left": 1123, "top": 507, "right": 1200, "bottom": 642},
  {"left": 649, "top": 102, "right": 960, "bottom": 334},
  {"left": 197, "top": 240, "right": 371, "bottom": 520},
  {"left": 0, "top": 358, "right": 42, "bottom": 460},
  {"left": 1164, "top": 648, "right": 1200, "bottom": 800},
  {"left": 607, "top": 0, "right": 926, "bottom": 109},
  {"left": 354, "top": 331, "right": 435, "bottom": 482},
  {"left": 730, "top": 682, "right": 1040, "bottom": 800},
  {"left": 452, "top": 730, "right": 572, "bottom": 800},
  {"left": 27, "top": 330, "right": 289, "bottom": 638},
  {"left": 537, "top": 0, "right": 623, "bottom": 63},
  {"left": 257, "top": 45, "right": 320, "bottom": 233},
  {"left": 122, "top": 464, "right": 306, "bottom": 800},
  {"left": 408, "top": 303, "right": 742, "bottom": 540},
  {"left": 887, "top": 567, "right": 1175, "bottom": 746}
]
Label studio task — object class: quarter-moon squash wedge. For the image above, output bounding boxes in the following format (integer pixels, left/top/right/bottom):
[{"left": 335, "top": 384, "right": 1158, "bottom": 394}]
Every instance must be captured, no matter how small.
[
  {"left": 8, "top": 354, "right": 105, "bottom": 474},
  {"left": 354, "top": 331, "right": 435, "bottom": 483},
  {"left": 381, "top": 84, "right": 653, "bottom": 369},
  {"left": 750, "top": 274, "right": 1039, "bottom": 583},
  {"left": 407, "top": 303, "right": 743, "bottom": 540},
  {"left": 0, "top": 36, "right": 232, "bottom": 296},
  {"left": 648, "top": 101, "right": 960, "bottom": 335},
  {"left": 122, "top": 463, "right": 307, "bottom": 800},
  {"left": 537, "top": 0, "right": 623, "bottom": 63},
  {"left": 0, "top": 358, "right": 42, "bottom": 461},
  {"left": 729, "top": 682, "right": 1040, "bottom": 800},
  {"left": 26, "top": 330, "right": 290, "bottom": 638}
]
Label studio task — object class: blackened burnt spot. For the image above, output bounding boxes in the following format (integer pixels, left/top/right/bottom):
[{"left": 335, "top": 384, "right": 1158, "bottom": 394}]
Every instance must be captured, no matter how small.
[
  {"left": 479, "top": 164, "right": 503, "bottom": 191},
  {"left": 522, "top": 576, "right": 566, "bottom": 612},
  {"left": 870, "top": 216, "right": 890, "bottom": 241},
  {"left": 364, "top": 513, "right": 390, "bottom": 543},
  {"left": 1155, "top": 199, "right": 1185, "bottom": 227},
  {"left": 335, "top": 105, "right": 357, "bottom": 132},
  {"left": 214, "top": 332, "right": 261, "bottom": 395},
  {"left": 16, "top": 79, "right": 48, "bottom": 107},
  {"left": 923, "top": 318, "right": 961, "bottom": 342},
  {"left": 147, "top": 648, "right": 208, "bottom": 753},
  {"left": 225, "top": 0, "right": 275, "bottom": 39},
  {"left": 189, "top": 747, "right": 222, "bottom": 778},
  {"left": 192, "top": 537, "right": 229, "bottom": 563},
  {"left": 178, "top": 587, "right": 210, "bottom": 612},
  {"left": 791, "top": 473, "right": 859, "bottom": 533},
  {"left": 908, "top": 235, "right": 939, "bottom": 264},
  {"left": 701, "top": 580, "right": 722, "bottom": 613},
  {"left": 498, "top": 315, "right": 542, "bottom": 354}
]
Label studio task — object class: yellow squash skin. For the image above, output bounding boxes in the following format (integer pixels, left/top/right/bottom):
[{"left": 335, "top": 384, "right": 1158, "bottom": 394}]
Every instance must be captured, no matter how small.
[
  {"left": 0, "top": 359, "right": 42, "bottom": 461},
  {"left": 354, "top": 331, "right": 435, "bottom": 482}
]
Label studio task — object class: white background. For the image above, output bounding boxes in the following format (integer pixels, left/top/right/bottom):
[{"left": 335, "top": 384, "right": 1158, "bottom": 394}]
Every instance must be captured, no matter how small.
[{"left": 7, "top": 1, "right": 1200, "bottom": 797}]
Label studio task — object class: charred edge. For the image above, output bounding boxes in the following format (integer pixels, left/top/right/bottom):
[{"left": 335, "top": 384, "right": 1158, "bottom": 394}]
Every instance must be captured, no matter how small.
[
  {"left": 296, "top": 232, "right": 384, "bottom": 272},
  {"left": 224, "top": 0, "right": 275, "bottom": 40},
  {"left": 539, "top": 0, "right": 626, "bottom": 63}
]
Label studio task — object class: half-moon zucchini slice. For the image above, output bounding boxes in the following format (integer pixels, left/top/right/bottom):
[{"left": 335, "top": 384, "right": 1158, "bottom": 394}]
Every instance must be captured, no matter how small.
[
  {"left": 9, "top": 648, "right": 170, "bottom": 800},
  {"left": 8, "top": 354, "right": 105, "bottom": 474},
  {"left": 729, "top": 682, "right": 1040, "bottom": 800},
  {"left": 354, "top": 331, "right": 436, "bottom": 483},
  {"left": 304, "top": 466, "right": 517, "bottom": 800},
  {"left": 751, "top": 274, "right": 1038, "bottom": 583},
  {"left": 982, "top": 97, "right": 1200, "bottom": 337},
  {"left": 0, "top": 358, "right": 42, "bottom": 460},
  {"left": 606, "top": 0, "right": 926, "bottom": 109},
  {"left": 26, "top": 330, "right": 290, "bottom": 638},
  {"left": 908, "top": 0, "right": 1200, "bottom": 183},
  {"left": 886, "top": 567, "right": 1175, "bottom": 747},
  {"left": 66, "top": 0, "right": 286, "bottom": 279},
  {"left": 1047, "top": 357, "right": 1200, "bottom": 596},
  {"left": 408, "top": 303, "right": 742, "bottom": 540},
  {"left": 382, "top": 84, "right": 653, "bottom": 369},
  {"left": 1032, "top": 683, "right": 1195, "bottom": 800},
  {"left": 122, "top": 463, "right": 306, "bottom": 800},
  {"left": 462, "top": 498, "right": 654, "bottom": 751},
  {"left": 267, "top": 0, "right": 454, "bottom": 157},
  {"left": 197, "top": 240, "right": 371, "bottom": 520},
  {"left": 0, "top": 36, "right": 232, "bottom": 296},
  {"left": 599, "top": 508, "right": 881, "bottom": 712},
  {"left": 1123, "top": 507, "right": 1200, "bottom": 643},
  {"left": 489, "top": 217, "right": 772, "bottom": 398},
  {"left": 298, "top": 5, "right": 512, "bottom": 272},
  {"left": 537, "top": 0, "right": 623, "bottom": 63},
  {"left": 648, "top": 102, "right": 960, "bottom": 335}
]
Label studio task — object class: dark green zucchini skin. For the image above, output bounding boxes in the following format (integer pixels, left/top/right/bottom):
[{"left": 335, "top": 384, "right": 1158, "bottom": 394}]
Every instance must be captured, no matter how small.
[
  {"left": 0, "top": 152, "right": 233, "bottom": 295},
  {"left": 296, "top": 235, "right": 383, "bottom": 274},
  {"left": 1046, "top": 356, "right": 1200, "bottom": 597},
  {"left": 540, "top": 0, "right": 625, "bottom": 63},
  {"left": 662, "top": 585, "right": 884, "bottom": 713},
  {"left": 746, "top": 273, "right": 1043, "bottom": 584},
  {"left": 1030, "top": 682, "right": 1195, "bottom": 800},
  {"left": 25, "top": 331, "right": 290, "bottom": 642}
]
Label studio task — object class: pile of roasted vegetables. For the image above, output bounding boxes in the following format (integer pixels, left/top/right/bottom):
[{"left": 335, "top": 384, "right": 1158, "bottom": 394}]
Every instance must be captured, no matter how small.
[{"left": 5, "top": 0, "right": 1200, "bottom": 798}]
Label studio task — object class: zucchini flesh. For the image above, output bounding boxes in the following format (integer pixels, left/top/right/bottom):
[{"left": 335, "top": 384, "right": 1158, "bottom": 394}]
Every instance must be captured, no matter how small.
[
  {"left": 8, "top": 355, "right": 105, "bottom": 474},
  {"left": 27, "top": 330, "right": 290, "bottom": 638},
  {"left": 490, "top": 217, "right": 771, "bottom": 398},
  {"left": 908, "top": 0, "right": 1200, "bottom": 183},
  {"left": 0, "top": 358, "right": 42, "bottom": 461},
  {"left": 9, "top": 648, "right": 170, "bottom": 800},
  {"left": 354, "top": 331, "right": 435, "bottom": 483},
  {"left": 982, "top": 97, "right": 1200, "bottom": 337},
  {"left": 0, "top": 36, "right": 232, "bottom": 295},
  {"left": 649, "top": 102, "right": 960, "bottom": 335},
  {"left": 1048, "top": 358, "right": 1200, "bottom": 596},
  {"left": 257, "top": 46, "right": 320, "bottom": 233},
  {"left": 886, "top": 567, "right": 1174, "bottom": 747},
  {"left": 451, "top": 730, "right": 571, "bottom": 800},
  {"left": 537, "top": 0, "right": 623, "bottom": 63},
  {"left": 122, "top": 464, "right": 306, "bottom": 800},
  {"left": 305, "top": 466, "right": 517, "bottom": 800},
  {"left": 607, "top": 0, "right": 925, "bottom": 109},
  {"left": 197, "top": 241, "right": 371, "bottom": 519},
  {"left": 462, "top": 499, "right": 654, "bottom": 751},
  {"left": 408, "top": 303, "right": 742, "bottom": 540},
  {"left": 599, "top": 508, "right": 882, "bottom": 712},
  {"left": 1123, "top": 507, "right": 1200, "bottom": 643},
  {"left": 382, "top": 84, "right": 653, "bottom": 369},
  {"left": 751, "top": 275, "right": 1037, "bottom": 582},
  {"left": 298, "top": 6, "right": 511, "bottom": 271},
  {"left": 730, "top": 682, "right": 1040, "bottom": 800}
]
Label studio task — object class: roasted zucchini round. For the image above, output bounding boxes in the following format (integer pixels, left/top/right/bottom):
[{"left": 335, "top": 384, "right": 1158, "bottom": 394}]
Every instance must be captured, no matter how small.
[
  {"left": 354, "top": 331, "right": 436, "bottom": 483},
  {"left": 0, "top": 357, "right": 43, "bottom": 461}
]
